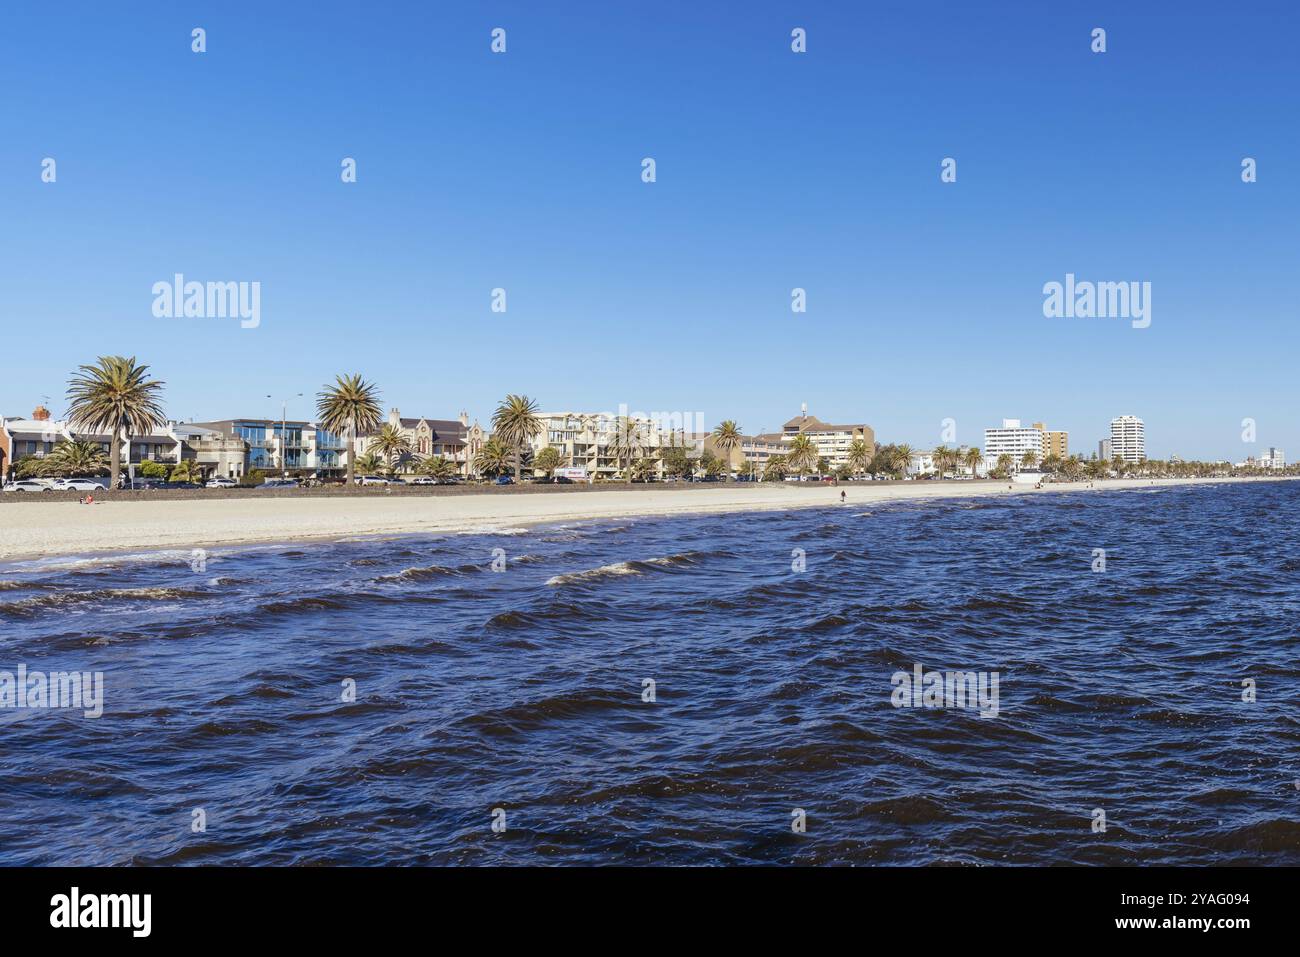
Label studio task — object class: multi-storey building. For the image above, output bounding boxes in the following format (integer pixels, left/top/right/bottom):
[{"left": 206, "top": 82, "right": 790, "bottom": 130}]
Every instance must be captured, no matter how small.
[
  {"left": 752, "top": 407, "right": 874, "bottom": 471},
  {"left": 1098, "top": 439, "right": 1112, "bottom": 461},
  {"left": 702, "top": 432, "right": 785, "bottom": 474},
  {"left": 357, "top": 409, "right": 487, "bottom": 477},
  {"left": 529, "top": 411, "right": 687, "bottom": 479},
  {"left": 1110, "top": 415, "right": 1146, "bottom": 463},
  {"left": 1032, "top": 422, "right": 1069, "bottom": 460},
  {"left": 983, "top": 419, "right": 1044, "bottom": 470},
  {"left": 1259, "top": 447, "right": 1286, "bottom": 470},
  {"left": 191, "top": 419, "right": 349, "bottom": 477}
]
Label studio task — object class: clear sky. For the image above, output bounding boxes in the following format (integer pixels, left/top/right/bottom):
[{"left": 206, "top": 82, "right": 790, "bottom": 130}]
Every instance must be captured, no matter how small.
[{"left": 1, "top": 1, "right": 1296, "bottom": 459}]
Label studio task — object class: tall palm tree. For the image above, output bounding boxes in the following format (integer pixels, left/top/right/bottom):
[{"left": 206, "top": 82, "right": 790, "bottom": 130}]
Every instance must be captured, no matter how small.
[
  {"left": 44, "top": 438, "right": 109, "bottom": 478},
  {"left": 846, "top": 439, "right": 872, "bottom": 478},
  {"left": 65, "top": 356, "right": 167, "bottom": 489},
  {"left": 371, "top": 423, "right": 412, "bottom": 477},
  {"left": 786, "top": 434, "right": 819, "bottom": 477},
  {"left": 892, "top": 443, "right": 915, "bottom": 478},
  {"left": 492, "top": 394, "right": 543, "bottom": 482},
  {"left": 711, "top": 420, "right": 742, "bottom": 479},
  {"left": 474, "top": 438, "right": 513, "bottom": 478},
  {"left": 763, "top": 454, "right": 790, "bottom": 481},
  {"left": 1021, "top": 450, "right": 1038, "bottom": 470},
  {"left": 316, "top": 374, "right": 383, "bottom": 487},
  {"left": 931, "top": 445, "right": 952, "bottom": 479},
  {"left": 963, "top": 446, "right": 982, "bottom": 478},
  {"left": 606, "top": 417, "right": 646, "bottom": 483}
]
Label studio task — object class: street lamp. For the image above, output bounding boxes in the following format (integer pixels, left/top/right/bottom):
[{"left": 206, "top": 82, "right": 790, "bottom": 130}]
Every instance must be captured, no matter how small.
[{"left": 267, "top": 393, "right": 303, "bottom": 478}]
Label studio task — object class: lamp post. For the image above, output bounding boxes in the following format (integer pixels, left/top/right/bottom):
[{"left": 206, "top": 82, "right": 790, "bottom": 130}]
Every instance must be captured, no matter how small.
[{"left": 267, "top": 393, "right": 303, "bottom": 478}]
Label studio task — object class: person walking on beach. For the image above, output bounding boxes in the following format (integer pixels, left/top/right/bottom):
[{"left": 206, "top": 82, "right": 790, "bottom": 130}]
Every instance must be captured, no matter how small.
[{"left": 840, "top": 490, "right": 846, "bottom": 504}]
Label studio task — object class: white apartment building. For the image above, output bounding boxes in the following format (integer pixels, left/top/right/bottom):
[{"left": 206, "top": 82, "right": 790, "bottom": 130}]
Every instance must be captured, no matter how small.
[
  {"left": 1259, "top": 447, "right": 1286, "bottom": 469},
  {"left": 529, "top": 411, "right": 686, "bottom": 479},
  {"left": 1110, "top": 415, "right": 1146, "bottom": 463},
  {"left": 983, "top": 419, "right": 1043, "bottom": 470}
]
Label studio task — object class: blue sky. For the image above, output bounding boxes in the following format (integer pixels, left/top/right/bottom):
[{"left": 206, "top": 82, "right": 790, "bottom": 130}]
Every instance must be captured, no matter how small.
[{"left": 1, "top": 1, "right": 1296, "bottom": 459}]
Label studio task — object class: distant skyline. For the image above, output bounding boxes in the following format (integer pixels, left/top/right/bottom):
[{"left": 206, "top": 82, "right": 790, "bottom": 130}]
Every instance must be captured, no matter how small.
[{"left": 1, "top": 1, "right": 1296, "bottom": 460}]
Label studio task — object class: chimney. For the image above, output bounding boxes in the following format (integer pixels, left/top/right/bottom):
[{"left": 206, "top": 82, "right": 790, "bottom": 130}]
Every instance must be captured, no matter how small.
[
  {"left": 388, "top": 408, "right": 400, "bottom": 427},
  {"left": 32, "top": 405, "right": 50, "bottom": 421},
  {"left": 459, "top": 410, "right": 469, "bottom": 427}
]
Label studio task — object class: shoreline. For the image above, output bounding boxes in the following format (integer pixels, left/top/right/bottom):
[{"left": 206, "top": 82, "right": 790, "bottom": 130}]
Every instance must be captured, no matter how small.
[{"left": 0, "top": 476, "right": 1292, "bottom": 565}]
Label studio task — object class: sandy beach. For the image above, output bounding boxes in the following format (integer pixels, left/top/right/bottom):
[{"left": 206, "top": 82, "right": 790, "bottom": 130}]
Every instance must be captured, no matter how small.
[{"left": 0, "top": 476, "right": 1291, "bottom": 563}]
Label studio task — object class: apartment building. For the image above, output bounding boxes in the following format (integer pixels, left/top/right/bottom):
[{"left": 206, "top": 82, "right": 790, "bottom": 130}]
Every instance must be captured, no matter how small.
[
  {"left": 192, "top": 418, "right": 348, "bottom": 477},
  {"left": 1032, "top": 422, "right": 1069, "bottom": 460},
  {"left": 1110, "top": 415, "right": 1146, "bottom": 463},
  {"left": 529, "top": 411, "right": 687, "bottom": 479},
  {"left": 753, "top": 407, "right": 875, "bottom": 470},
  {"left": 983, "top": 419, "right": 1044, "bottom": 470},
  {"left": 1259, "top": 447, "right": 1286, "bottom": 470},
  {"left": 702, "top": 432, "right": 785, "bottom": 473}
]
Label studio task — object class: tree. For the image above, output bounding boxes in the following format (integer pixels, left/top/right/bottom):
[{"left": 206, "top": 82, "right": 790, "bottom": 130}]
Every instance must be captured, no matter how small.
[
  {"left": 44, "top": 439, "right": 109, "bottom": 478},
  {"left": 353, "top": 452, "right": 384, "bottom": 476},
  {"left": 786, "top": 434, "right": 819, "bottom": 477},
  {"left": 316, "top": 373, "right": 383, "bottom": 488},
  {"left": 65, "top": 355, "right": 167, "bottom": 489},
  {"left": 138, "top": 460, "right": 168, "bottom": 479},
  {"left": 660, "top": 446, "right": 691, "bottom": 479},
  {"left": 931, "top": 445, "right": 952, "bottom": 479},
  {"left": 993, "top": 453, "right": 1014, "bottom": 479},
  {"left": 763, "top": 454, "right": 789, "bottom": 481},
  {"left": 1021, "top": 450, "right": 1038, "bottom": 470},
  {"left": 892, "top": 444, "right": 915, "bottom": 478},
  {"left": 606, "top": 416, "right": 646, "bottom": 483},
  {"left": 492, "top": 394, "right": 543, "bottom": 483},
  {"left": 371, "top": 423, "right": 412, "bottom": 477},
  {"left": 533, "top": 446, "right": 562, "bottom": 479},
  {"left": 417, "top": 455, "right": 458, "bottom": 481},
  {"left": 846, "top": 439, "right": 872, "bottom": 478},
  {"left": 963, "top": 446, "right": 983, "bottom": 478},
  {"left": 169, "top": 459, "right": 203, "bottom": 483},
  {"left": 711, "top": 420, "right": 742, "bottom": 479},
  {"left": 474, "top": 438, "right": 513, "bottom": 478}
]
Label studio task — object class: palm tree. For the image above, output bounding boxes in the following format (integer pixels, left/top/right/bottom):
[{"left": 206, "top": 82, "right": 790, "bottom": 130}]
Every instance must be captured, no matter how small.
[
  {"left": 931, "top": 445, "right": 952, "bottom": 479},
  {"left": 44, "top": 439, "right": 109, "bottom": 478},
  {"left": 786, "top": 434, "right": 819, "bottom": 477},
  {"left": 316, "top": 374, "right": 383, "bottom": 487},
  {"left": 168, "top": 458, "right": 203, "bottom": 484},
  {"left": 846, "top": 439, "right": 872, "bottom": 478},
  {"left": 492, "top": 394, "right": 543, "bottom": 482},
  {"left": 533, "top": 446, "right": 562, "bottom": 479},
  {"left": 994, "top": 453, "right": 1014, "bottom": 478},
  {"left": 474, "top": 438, "right": 514, "bottom": 478},
  {"left": 417, "top": 455, "right": 458, "bottom": 481},
  {"left": 892, "top": 443, "right": 915, "bottom": 478},
  {"left": 65, "top": 356, "right": 167, "bottom": 489},
  {"left": 711, "top": 420, "right": 742, "bottom": 479},
  {"left": 763, "top": 454, "right": 790, "bottom": 481},
  {"left": 1020, "top": 450, "right": 1038, "bottom": 470},
  {"left": 371, "top": 423, "right": 412, "bottom": 477},
  {"left": 606, "top": 416, "right": 646, "bottom": 483},
  {"left": 963, "top": 446, "right": 982, "bottom": 478},
  {"left": 353, "top": 452, "right": 384, "bottom": 476}
]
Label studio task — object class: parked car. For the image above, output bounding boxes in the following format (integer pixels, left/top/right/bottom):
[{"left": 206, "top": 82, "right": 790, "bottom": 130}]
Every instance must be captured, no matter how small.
[
  {"left": 552, "top": 476, "right": 574, "bottom": 484},
  {"left": 2, "top": 480, "right": 53, "bottom": 492},
  {"left": 358, "top": 475, "right": 390, "bottom": 486},
  {"left": 408, "top": 477, "right": 439, "bottom": 486},
  {"left": 494, "top": 476, "right": 514, "bottom": 485},
  {"left": 51, "top": 477, "right": 109, "bottom": 492},
  {"left": 257, "top": 478, "right": 300, "bottom": 489},
  {"left": 205, "top": 477, "right": 238, "bottom": 489}
]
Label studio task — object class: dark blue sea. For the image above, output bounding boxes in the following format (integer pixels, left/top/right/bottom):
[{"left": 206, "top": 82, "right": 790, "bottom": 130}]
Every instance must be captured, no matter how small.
[{"left": 2, "top": 482, "right": 1298, "bottom": 865}]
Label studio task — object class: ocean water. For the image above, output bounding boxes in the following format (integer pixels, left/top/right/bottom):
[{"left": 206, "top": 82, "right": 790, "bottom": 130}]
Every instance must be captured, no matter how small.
[{"left": 1, "top": 482, "right": 1297, "bottom": 866}]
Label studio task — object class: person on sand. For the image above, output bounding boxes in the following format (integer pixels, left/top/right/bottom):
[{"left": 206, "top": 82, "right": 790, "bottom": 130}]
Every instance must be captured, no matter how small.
[{"left": 840, "top": 490, "right": 846, "bottom": 504}]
